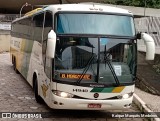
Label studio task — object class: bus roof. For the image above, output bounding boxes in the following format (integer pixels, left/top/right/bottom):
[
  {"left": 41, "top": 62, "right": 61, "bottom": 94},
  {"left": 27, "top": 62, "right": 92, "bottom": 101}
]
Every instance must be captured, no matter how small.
[
  {"left": 44, "top": 3, "right": 133, "bottom": 15},
  {"left": 13, "top": 3, "right": 133, "bottom": 22}
]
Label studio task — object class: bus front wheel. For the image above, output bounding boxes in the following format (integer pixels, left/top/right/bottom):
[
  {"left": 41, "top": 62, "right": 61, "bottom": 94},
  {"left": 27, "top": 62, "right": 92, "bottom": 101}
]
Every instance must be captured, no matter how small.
[{"left": 33, "top": 77, "right": 44, "bottom": 104}]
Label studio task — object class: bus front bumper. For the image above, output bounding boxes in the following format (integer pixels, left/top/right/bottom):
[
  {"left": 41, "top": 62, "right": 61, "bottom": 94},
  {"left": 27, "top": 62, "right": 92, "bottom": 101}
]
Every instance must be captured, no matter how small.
[{"left": 50, "top": 94, "right": 133, "bottom": 110}]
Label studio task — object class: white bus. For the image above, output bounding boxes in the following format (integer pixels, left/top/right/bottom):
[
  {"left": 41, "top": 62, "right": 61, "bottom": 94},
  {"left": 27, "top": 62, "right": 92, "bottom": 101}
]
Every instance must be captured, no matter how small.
[{"left": 10, "top": 3, "right": 155, "bottom": 110}]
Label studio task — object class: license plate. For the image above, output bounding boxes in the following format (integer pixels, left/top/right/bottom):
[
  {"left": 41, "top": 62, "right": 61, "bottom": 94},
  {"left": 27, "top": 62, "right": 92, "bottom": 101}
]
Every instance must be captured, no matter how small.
[{"left": 88, "top": 103, "right": 101, "bottom": 108}]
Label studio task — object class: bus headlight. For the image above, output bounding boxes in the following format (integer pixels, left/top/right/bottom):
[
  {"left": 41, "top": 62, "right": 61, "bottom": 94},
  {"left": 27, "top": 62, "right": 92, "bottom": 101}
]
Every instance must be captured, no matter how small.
[
  {"left": 117, "top": 92, "right": 133, "bottom": 99},
  {"left": 52, "top": 90, "right": 74, "bottom": 98},
  {"left": 122, "top": 94, "right": 130, "bottom": 99}
]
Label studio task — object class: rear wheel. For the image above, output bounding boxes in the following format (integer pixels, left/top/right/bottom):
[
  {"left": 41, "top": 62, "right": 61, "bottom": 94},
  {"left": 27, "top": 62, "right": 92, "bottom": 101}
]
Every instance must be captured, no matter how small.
[
  {"left": 11, "top": 55, "right": 14, "bottom": 64},
  {"left": 13, "top": 58, "right": 19, "bottom": 74},
  {"left": 33, "top": 77, "right": 44, "bottom": 104}
]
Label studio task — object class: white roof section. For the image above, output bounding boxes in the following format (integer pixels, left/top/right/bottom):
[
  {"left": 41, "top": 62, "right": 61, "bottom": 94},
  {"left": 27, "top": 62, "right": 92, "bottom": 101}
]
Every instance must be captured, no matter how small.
[
  {"left": 14, "top": 3, "right": 134, "bottom": 21},
  {"left": 44, "top": 3, "right": 133, "bottom": 15}
]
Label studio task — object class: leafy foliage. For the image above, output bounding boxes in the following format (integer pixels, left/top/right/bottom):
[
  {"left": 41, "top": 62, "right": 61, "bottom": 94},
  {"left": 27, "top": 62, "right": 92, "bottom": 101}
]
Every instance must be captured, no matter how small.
[{"left": 103, "top": 0, "right": 160, "bottom": 9}]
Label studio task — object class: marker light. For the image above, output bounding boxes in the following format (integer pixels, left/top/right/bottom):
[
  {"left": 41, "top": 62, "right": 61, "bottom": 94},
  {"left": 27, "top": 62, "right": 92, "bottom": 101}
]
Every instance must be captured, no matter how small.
[{"left": 52, "top": 90, "right": 74, "bottom": 98}]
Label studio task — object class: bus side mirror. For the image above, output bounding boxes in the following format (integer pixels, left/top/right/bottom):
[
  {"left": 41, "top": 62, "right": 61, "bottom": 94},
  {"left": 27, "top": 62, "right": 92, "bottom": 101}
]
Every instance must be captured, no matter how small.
[
  {"left": 137, "top": 33, "right": 155, "bottom": 60},
  {"left": 46, "top": 30, "right": 56, "bottom": 58}
]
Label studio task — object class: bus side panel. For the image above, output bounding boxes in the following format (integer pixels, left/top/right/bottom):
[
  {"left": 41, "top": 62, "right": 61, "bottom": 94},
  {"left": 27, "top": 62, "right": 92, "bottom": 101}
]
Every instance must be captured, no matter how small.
[
  {"left": 10, "top": 36, "right": 34, "bottom": 80},
  {"left": 20, "top": 38, "right": 34, "bottom": 79},
  {"left": 27, "top": 41, "right": 52, "bottom": 106},
  {"left": 10, "top": 37, "right": 17, "bottom": 63},
  {"left": 27, "top": 41, "right": 43, "bottom": 86},
  {"left": 10, "top": 37, "right": 22, "bottom": 72}
]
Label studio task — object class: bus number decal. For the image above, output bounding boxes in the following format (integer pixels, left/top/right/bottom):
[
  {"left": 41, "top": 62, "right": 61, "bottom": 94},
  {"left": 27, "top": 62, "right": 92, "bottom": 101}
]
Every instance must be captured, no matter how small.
[{"left": 73, "top": 89, "right": 88, "bottom": 92}]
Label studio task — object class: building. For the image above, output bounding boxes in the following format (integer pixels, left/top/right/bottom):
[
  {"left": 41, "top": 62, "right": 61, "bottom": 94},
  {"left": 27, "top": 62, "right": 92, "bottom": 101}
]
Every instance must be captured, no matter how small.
[{"left": 0, "top": 1, "right": 160, "bottom": 53}]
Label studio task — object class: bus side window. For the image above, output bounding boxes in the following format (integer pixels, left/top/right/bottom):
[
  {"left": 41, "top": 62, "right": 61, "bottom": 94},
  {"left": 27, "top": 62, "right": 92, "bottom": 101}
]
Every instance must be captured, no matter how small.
[
  {"left": 42, "top": 12, "right": 53, "bottom": 78},
  {"left": 33, "top": 13, "right": 44, "bottom": 43}
]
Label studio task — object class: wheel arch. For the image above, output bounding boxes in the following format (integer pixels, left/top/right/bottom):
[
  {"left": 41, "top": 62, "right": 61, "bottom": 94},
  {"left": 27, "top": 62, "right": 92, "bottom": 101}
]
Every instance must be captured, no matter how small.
[{"left": 32, "top": 70, "right": 39, "bottom": 88}]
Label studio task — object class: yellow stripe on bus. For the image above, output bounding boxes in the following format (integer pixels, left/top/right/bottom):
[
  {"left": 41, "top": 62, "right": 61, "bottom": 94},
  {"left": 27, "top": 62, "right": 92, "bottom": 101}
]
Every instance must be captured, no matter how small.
[
  {"left": 25, "top": 8, "right": 42, "bottom": 16},
  {"left": 112, "top": 86, "right": 125, "bottom": 93}
]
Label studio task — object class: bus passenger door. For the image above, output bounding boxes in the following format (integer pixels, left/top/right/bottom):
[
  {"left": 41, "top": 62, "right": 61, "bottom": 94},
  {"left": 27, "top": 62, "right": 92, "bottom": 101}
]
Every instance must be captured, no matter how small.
[
  {"left": 32, "top": 12, "right": 47, "bottom": 98},
  {"left": 41, "top": 11, "right": 53, "bottom": 102}
]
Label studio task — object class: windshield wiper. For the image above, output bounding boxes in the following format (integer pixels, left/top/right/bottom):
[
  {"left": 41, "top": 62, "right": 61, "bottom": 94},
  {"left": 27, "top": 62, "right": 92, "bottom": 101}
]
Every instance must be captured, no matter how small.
[
  {"left": 76, "top": 54, "right": 96, "bottom": 85},
  {"left": 104, "top": 45, "right": 120, "bottom": 86}
]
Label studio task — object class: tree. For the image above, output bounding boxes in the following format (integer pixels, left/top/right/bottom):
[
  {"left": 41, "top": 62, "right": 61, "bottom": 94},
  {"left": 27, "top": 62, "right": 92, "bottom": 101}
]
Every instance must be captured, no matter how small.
[{"left": 103, "top": 0, "right": 160, "bottom": 9}]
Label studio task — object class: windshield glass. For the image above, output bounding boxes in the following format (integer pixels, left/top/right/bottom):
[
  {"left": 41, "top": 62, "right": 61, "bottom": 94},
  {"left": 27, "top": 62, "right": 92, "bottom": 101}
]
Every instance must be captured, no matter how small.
[
  {"left": 54, "top": 37, "right": 137, "bottom": 85},
  {"left": 56, "top": 13, "right": 135, "bottom": 37}
]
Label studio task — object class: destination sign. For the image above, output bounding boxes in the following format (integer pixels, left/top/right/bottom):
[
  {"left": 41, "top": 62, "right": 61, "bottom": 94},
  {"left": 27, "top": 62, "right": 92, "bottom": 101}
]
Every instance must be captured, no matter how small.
[{"left": 60, "top": 73, "right": 91, "bottom": 80}]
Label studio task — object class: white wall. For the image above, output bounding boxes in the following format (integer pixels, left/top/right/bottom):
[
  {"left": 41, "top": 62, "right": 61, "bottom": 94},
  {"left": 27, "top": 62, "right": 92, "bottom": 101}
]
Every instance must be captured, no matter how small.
[{"left": 0, "top": 30, "right": 11, "bottom": 53}]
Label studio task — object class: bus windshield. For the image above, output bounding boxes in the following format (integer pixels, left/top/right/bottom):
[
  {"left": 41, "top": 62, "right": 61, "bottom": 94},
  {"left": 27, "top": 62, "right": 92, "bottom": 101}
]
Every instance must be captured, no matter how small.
[
  {"left": 54, "top": 37, "right": 136, "bottom": 85},
  {"left": 56, "top": 13, "right": 135, "bottom": 37}
]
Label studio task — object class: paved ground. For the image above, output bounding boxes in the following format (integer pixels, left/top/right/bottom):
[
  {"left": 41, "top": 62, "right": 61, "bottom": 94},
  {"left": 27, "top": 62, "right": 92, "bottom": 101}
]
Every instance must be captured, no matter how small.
[
  {"left": 135, "top": 88, "right": 160, "bottom": 112},
  {"left": 137, "top": 64, "right": 160, "bottom": 95},
  {"left": 134, "top": 52, "right": 160, "bottom": 113},
  {"left": 0, "top": 53, "right": 145, "bottom": 121},
  {"left": 137, "top": 52, "right": 160, "bottom": 95}
]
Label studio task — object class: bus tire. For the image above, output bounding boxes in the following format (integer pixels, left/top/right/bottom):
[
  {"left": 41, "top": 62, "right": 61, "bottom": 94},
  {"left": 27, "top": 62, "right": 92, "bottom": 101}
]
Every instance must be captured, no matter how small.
[
  {"left": 33, "top": 77, "right": 44, "bottom": 104},
  {"left": 13, "top": 58, "right": 19, "bottom": 74},
  {"left": 11, "top": 55, "right": 14, "bottom": 65}
]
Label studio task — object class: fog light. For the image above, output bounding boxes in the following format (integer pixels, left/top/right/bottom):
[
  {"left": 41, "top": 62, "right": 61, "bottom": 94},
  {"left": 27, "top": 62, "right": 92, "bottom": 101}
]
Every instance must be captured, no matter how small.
[
  {"left": 54, "top": 101, "right": 58, "bottom": 104},
  {"left": 124, "top": 104, "right": 131, "bottom": 108}
]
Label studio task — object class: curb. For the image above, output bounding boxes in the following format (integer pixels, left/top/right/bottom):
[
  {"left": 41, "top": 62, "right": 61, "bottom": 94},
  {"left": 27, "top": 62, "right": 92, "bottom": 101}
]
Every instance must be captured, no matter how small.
[
  {"left": 133, "top": 93, "right": 160, "bottom": 121},
  {"left": 136, "top": 75, "right": 160, "bottom": 96}
]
